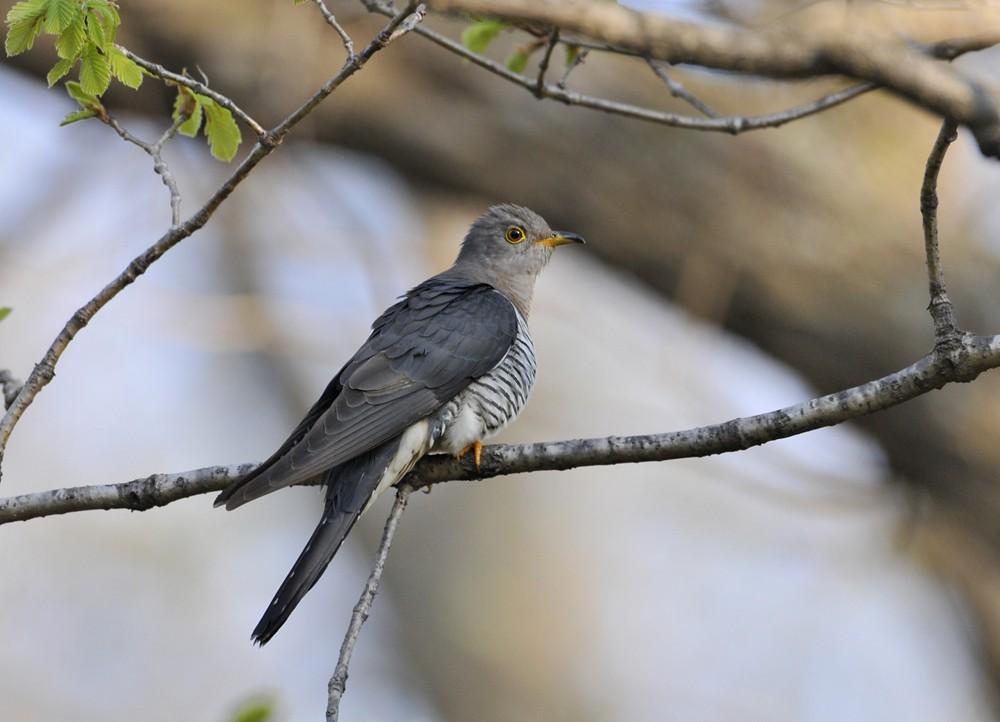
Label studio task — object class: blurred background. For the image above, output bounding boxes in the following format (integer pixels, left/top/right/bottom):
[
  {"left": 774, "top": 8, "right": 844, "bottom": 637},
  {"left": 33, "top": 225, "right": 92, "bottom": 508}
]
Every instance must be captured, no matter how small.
[{"left": 3, "top": 0, "right": 1000, "bottom": 720}]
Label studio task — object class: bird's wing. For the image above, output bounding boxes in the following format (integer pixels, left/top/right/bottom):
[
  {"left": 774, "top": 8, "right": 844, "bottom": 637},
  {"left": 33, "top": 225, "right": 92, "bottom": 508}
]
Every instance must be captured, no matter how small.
[{"left": 216, "top": 280, "right": 517, "bottom": 509}]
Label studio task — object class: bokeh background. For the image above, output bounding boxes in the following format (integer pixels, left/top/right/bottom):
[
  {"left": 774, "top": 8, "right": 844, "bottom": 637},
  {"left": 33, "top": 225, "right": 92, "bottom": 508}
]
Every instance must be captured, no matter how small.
[{"left": 3, "top": 0, "right": 1000, "bottom": 720}]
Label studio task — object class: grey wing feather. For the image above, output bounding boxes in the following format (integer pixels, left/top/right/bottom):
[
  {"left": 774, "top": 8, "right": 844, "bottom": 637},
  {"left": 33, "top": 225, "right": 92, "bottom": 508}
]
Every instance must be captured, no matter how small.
[{"left": 217, "top": 279, "right": 517, "bottom": 510}]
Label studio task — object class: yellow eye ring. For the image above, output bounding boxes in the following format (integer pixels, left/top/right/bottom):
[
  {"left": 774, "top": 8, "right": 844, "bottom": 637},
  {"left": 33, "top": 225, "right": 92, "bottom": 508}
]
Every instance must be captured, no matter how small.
[{"left": 504, "top": 226, "right": 526, "bottom": 244}]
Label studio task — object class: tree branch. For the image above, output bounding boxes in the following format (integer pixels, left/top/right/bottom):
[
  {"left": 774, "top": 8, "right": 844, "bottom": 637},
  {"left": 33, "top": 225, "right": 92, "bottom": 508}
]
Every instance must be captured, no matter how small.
[
  {"left": 326, "top": 485, "right": 412, "bottom": 722},
  {"left": 102, "top": 113, "right": 186, "bottom": 227},
  {"left": 424, "top": 0, "right": 1000, "bottom": 157},
  {"left": 645, "top": 59, "right": 719, "bottom": 118},
  {"left": 365, "top": 2, "right": 995, "bottom": 138},
  {"left": 0, "top": 2, "right": 425, "bottom": 481},
  {"left": 118, "top": 47, "right": 267, "bottom": 139},
  {"left": 921, "top": 118, "right": 961, "bottom": 343},
  {"left": 311, "top": 0, "right": 356, "bottom": 60},
  {"left": 4, "top": 332, "right": 999, "bottom": 525}
]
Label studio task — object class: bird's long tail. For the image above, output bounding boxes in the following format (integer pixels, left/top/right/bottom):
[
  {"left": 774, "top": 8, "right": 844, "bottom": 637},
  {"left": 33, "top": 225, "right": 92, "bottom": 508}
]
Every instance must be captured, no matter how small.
[{"left": 252, "top": 422, "right": 430, "bottom": 645}]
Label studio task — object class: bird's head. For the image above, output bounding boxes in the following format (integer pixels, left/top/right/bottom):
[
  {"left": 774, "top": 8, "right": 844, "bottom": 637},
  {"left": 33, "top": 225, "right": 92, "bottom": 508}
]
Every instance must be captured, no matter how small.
[{"left": 454, "top": 204, "right": 585, "bottom": 281}]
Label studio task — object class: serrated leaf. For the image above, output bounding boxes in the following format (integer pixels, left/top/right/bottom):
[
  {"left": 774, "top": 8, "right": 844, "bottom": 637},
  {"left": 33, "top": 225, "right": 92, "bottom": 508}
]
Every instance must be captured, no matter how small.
[
  {"left": 5, "top": 15, "right": 43, "bottom": 56},
  {"left": 461, "top": 19, "right": 506, "bottom": 53},
  {"left": 65, "top": 79, "right": 98, "bottom": 106},
  {"left": 108, "top": 46, "right": 142, "bottom": 89},
  {"left": 173, "top": 88, "right": 203, "bottom": 136},
  {"left": 44, "top": 0, "right": 77, "bottom": 33},
  {"left": 506, "top": 50, "right": 528, "bottom": 74},
  {"left": 0, "top": 307, "right": 11, "bottom": 323},
  {"left": 5, "top": 0, "right": 47, "bottom": 24},
  {"left": 202, "top": 98, "right": 241, "bottom": 162},
  {"left": 79, "top": 43, "right": 110, "bottom": 95},
  {"left": 56, "top": 10, "right": 85, "bottom": 58},
  {"left": 59, "top": 108, "right": 96, "bottom": 125},
  {"left": 47, "top": 56, "right": 74, "bottom": 86},
  {"left": 84, "top": 10, "right": 106, "bottom": 50}
]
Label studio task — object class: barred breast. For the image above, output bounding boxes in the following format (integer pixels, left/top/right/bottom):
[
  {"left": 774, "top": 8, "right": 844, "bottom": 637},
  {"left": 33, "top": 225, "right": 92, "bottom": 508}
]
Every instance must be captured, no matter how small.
[{"left": 435, "top": 305, "right": 536, "bottom": 455}]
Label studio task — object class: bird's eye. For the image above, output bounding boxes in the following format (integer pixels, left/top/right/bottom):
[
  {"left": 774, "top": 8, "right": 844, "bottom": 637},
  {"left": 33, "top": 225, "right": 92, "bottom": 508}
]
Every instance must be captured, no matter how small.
[{"left": 504, "top": 226, "right": 526, "bottom": 244}]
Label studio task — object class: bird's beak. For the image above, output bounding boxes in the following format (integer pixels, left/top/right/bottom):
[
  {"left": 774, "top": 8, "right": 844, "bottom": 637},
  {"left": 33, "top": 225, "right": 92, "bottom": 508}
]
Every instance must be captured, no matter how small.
[{"left": 536, "top": 231, "right": 586, "bottom": 248}]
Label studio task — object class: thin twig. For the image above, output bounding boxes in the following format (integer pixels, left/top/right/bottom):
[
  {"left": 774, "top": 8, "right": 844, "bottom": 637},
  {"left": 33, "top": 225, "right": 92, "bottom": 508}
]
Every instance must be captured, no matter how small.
[
  {"left": 557, "top": 45, "right": 587, "bottom": 89},
  {"left": 645, "top": 58, "right": 719, "bottom": 118},
  {"left": 0, "top": 371, "right": 21, "bottom": 411},
  {"left": 534, "top": 29, "right": 558, "bottom": 98},
  {"left": 425, "top": 0, "right": 1000, "bottom": 157},
  {"left": 0, "top": 3, "right": 424, "bottom": 480},
  {"left": 117, "top": 47, "right": 268, "bottom": 139},
  {"left": 921, "top": 118, "right": 961, "bottom": 343},
  {"left": 326, "top": 485, "right": 412, "bottom": 722},
  {"left": 103, "top": 114, "right": 186, "bottom": 227},
  {"left": 312, "top": 0, "right": 356, "bottom": 59},
  {"left": 5, "top": 331, "right": 1000, "bottom": 525}
]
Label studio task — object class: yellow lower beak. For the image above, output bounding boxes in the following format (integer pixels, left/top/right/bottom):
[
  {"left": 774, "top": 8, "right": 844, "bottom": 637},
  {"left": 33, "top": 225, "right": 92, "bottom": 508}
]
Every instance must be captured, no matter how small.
[{"left": 537, "top": 231, "right": 586, "bottom": 248}]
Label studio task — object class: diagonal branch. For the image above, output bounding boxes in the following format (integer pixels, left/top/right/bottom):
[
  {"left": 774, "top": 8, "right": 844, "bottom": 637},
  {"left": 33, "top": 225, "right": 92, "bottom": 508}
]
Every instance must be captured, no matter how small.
[
  {"left": 326, "top": 485, "right": 412, "bottom": 722},
  {"left": 0, "top": 2, "right": 425, "bottom": 481},
  {"left": 118, "top": 48, "right": 268, "bottom": 139},
  {"left": 365, "top": 1, "right": 994, "bottom": 137},
  {"left": 424, "top": 0, "right": 1000, "bottom": 156},
  {"left": 645, "top": 59, "right": 719, "bottom": 118},
  {"left": 3, "top": 332, "right": 999, "bottom": 525},
  {"left": 311, "top": 0, "right": 356, "bottom": 60}
]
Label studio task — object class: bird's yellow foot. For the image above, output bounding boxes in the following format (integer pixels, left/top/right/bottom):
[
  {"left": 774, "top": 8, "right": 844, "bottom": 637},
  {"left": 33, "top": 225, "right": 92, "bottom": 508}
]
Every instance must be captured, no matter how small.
[{"left": 456, "top": 440, "right": 483, "bottom": 470}]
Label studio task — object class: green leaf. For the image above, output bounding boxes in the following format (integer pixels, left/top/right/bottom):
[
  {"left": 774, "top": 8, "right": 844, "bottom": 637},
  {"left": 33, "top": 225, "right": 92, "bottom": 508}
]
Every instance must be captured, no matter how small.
[
  {"left": 230, "top": 700, "right": 274, "bottom": 722},
  {"left": 60, "top": 108, "right": 96, "bottom": 125},
  {"left": 84, "top": 9, "right": 106, "bottom": 50},
  {"left": 173, "top": 89, "right": 203, "bottom": 137},
  {"left": 5, "top": 15, "right": 43, "bottom": 56},
  {"left": 108, "top": 46, "right": 142, "bottom": 89},
  {"left": 65, "top": 79, "right": 98, "bottom": 106},
  {"left": 47, "top": 56, "right": 74, "bottom": 86},
  {"left": 0, "top": 307, "right": 11, "bottom": 323},
  {"left": 79, "top": 43, "right": 110, "bottom": 95},
  {"left": 44, "top": 0, "right": 77, "bottom": 33},
  {"left": 5, "top": 0, "right": 47, "bottom": 24},
  {"left": 506, "top": 50, "right": 528, "bottom": 74},
  {"left": 564, "top": 43, "right": 579, "bottom": 67},
  {"left": 201, "top": 97, "right": 242, "bottom": 162},
  {"left": 56, "top": 9, "right": 85, "bottom": 58},
  {"left": 461, "top": 19, "right": 506, "bottom": 53}
]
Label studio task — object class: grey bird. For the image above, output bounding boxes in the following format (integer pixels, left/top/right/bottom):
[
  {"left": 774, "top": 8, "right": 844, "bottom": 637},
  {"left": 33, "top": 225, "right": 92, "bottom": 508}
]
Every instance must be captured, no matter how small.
[{"left": 215, "top": 204, "right": 583, "bottom": 644}]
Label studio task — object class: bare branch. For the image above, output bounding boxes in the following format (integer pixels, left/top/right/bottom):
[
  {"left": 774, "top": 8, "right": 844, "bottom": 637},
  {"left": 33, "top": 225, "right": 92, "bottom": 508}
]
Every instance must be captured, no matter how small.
[
  {"left": 534, "top": 30, "right": 558, "bottom": 98},
  {"left": 4, "top": 332, "right": 1000, "bottom": 525},
  {"left": 117, "top": 47, "right": 268, "bottom": 139},
  {"left": 645, "top": 59, "right": 719, "bottom": 118},
  {"left": 921, "top": 119, "right": 961, "bottom": 343},
  {"left": 425, "top": 0, "right": 1000, "bottom": 157},
  {"left": 102, "top": 114, "right": 186, "bottom": 227},
  {"left": 326, "top": 485, "right": 412, "bottom": 722},
  {"left": 0, "top": 3, "right": 425, "bottom": 480},
  {"left": 366, "top": 2, "right": 993, "bottom": 137},
  {"left": 0, "top": 371, "right": 21, "bottom": 411},
  {"left": 311, "top": 0, "right": 356, "bottom": 60}
]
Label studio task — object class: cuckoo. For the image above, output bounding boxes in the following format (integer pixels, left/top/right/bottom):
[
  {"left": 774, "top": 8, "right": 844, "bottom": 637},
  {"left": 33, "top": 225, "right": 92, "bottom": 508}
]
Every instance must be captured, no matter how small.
[{"left": 216, "top": 204, "right": 584, "bottom": 644}]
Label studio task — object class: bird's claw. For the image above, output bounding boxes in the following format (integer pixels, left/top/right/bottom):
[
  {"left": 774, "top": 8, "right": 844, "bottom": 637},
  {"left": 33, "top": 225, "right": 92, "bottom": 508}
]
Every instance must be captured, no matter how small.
[{"left": 456, "top": 440, "right": 483, "bottom": 470}]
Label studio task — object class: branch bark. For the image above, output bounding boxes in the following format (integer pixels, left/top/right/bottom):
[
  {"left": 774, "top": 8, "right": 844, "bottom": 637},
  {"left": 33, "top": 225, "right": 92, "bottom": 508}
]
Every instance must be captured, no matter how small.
[
  {"left": 0, "top": 2, "right": 425, "bottom": 481},
  {"left": 424, "top": 0, "right": 1000, "bottom": 156},
  {"left": 4, "top": 332, "right": 999, "bottom": 525},
  {"left": 921, "top": 119, "right": 961, "bottom": 343},
  {"left": 326, "top": 485, "right": 412, "bottom": 722}
]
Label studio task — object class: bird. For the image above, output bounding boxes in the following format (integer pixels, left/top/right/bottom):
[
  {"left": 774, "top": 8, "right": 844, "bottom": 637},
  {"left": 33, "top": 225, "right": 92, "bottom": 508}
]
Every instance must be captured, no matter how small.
[{"left": 215, "top": 204, "right": 584, "bottom": 644}]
